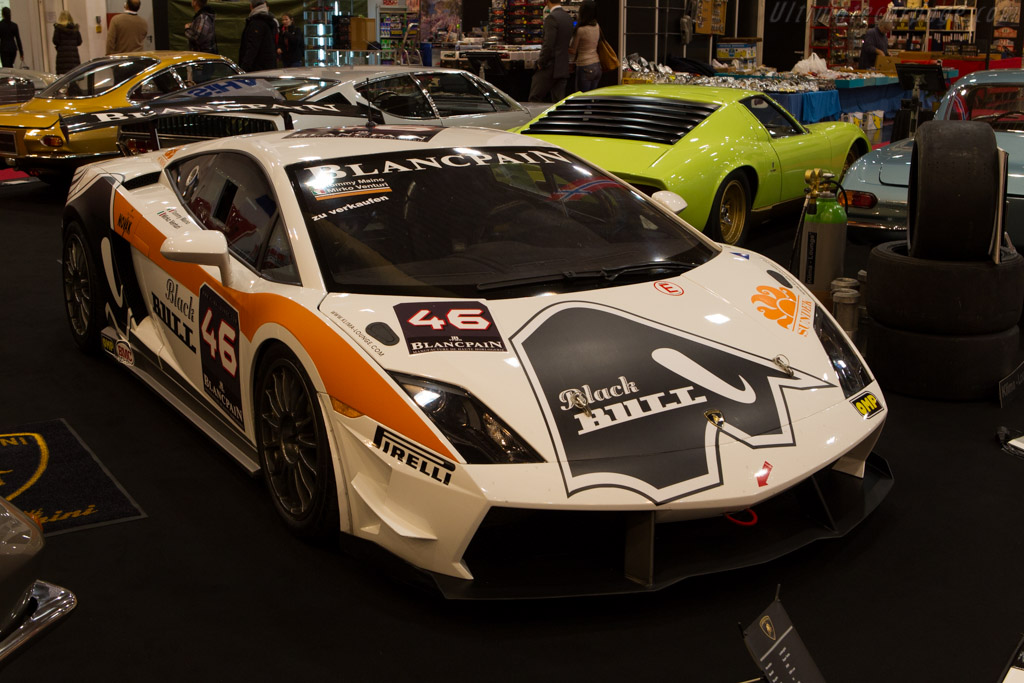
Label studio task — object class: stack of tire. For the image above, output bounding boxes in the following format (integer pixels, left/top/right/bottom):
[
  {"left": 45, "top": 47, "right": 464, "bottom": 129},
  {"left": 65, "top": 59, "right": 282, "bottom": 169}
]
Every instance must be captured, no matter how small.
[{"left": 864, "top": 120, "right": 1024, "bottom": 401}]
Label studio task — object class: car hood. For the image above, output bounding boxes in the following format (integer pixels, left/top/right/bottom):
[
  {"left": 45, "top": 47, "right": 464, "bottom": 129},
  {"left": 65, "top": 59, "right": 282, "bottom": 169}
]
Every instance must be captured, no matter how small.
[
  {"left": 865, "top": 132, "right": 1024, "bottom": 197},
  {"left": 319, "top": 250, "right": 859, "bottom": 472}
]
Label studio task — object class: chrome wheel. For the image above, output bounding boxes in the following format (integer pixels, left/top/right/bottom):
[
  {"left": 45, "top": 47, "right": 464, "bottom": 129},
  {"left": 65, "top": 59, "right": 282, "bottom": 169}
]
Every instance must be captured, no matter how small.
[
  {"left": 63, "top": 233, "right": 92, "bottom": 338},
  {"left": 259, "top": 359, "right": 320, "bottom": 519},
  {"left": 717, "top": 178, "right": 748, "bottom": 245}
]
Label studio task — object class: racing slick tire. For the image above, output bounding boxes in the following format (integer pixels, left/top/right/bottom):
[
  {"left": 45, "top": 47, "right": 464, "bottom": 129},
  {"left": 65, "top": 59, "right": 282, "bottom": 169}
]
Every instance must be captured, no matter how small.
[
  {"left": 907, "top": 120, "right": 999, "bottom": 262},
  {"left": 61, "top": 221, "right": 104, "bottom": 354},
  {"left": 255, "top": 344, "right": 340, "bottom": 542},
  {"left": 866, "top": 241, "right": 1024, "bottom": 335},
  {"left": 865, "top": 320, "right": 1020, "bottom": 401},
  {"left": 706, "top": 171, "right": 752, "bottom": 247}
]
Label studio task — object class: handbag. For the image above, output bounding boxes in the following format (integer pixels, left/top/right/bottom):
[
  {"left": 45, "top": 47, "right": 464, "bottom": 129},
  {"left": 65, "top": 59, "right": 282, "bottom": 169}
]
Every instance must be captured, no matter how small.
[{"left": 597, "top": 31, "right": 619, "bottom": 72}]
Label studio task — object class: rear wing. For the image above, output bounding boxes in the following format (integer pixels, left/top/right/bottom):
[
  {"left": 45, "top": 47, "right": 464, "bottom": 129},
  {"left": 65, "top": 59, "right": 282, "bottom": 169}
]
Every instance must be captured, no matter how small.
[{"left": 59, "top": 96, "right": 384, "bottom": 149}]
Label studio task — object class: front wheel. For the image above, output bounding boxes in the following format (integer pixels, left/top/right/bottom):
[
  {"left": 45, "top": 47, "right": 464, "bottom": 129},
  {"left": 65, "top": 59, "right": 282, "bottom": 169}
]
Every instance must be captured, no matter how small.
[
  {"left": 705, "top": 172, "right": 752, "bottom": 246},
  {"left": 256, "top": 346, "right": 339, "bottom": 541},
  {"left": 62, "top": 222, "right": 103, "bottom": 353}
]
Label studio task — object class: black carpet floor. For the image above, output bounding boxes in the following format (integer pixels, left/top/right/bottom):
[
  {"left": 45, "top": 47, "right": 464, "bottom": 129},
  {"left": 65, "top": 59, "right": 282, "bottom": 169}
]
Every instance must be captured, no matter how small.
[{"left": 2, "top": 178, "right": 1022, "bottom": 682}]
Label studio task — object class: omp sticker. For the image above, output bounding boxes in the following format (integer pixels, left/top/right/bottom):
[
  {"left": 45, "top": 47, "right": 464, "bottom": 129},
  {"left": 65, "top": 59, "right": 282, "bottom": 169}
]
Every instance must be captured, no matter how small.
[
  {"left": 199, "top": 285, "right": 243, "bottom": 428},
  {"left": 751, "top": 285, "right": 815, "bottom": 337},
  {"left": 548, "top": 177, "right": 623, "bottom": 201},
  {"left": 373, "top": 426, "right": 454, "bottom": 486},
  {"left": 511, "top": 302, "right": 831, "bottom": 504},
  {"left": 851, "top": 391, "right": 883, "bottom": 419},
  {"left": 394, "top": 301, "right": 505, "bottom": 354}
]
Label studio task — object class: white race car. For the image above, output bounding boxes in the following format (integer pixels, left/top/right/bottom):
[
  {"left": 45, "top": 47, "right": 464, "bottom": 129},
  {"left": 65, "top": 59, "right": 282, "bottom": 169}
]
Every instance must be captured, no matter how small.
[{"left": 61, "top": 124, "right": 891, "bottom": 598}]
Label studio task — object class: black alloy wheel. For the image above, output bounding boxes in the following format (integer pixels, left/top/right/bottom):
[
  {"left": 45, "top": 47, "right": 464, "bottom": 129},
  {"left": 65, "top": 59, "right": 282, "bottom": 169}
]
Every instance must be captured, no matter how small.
[
  {"left": 256, "top": 346, "right": 339, "bottom": 541},
  {"left": 62, "top": 221, "right": 103, "bottom": 353}
]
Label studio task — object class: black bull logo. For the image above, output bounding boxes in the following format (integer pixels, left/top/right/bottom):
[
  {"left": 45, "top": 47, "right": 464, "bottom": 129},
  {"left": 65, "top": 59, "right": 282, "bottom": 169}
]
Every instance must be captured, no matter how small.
[{"left": 512, "top": 303, "right": 832, "bottom": 504}]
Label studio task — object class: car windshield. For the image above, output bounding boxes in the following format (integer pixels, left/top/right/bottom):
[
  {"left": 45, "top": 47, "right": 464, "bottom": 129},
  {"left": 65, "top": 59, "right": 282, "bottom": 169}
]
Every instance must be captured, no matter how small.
[
  {"left": 950, "top": 83, "right": 1024, "bottom": 130},
  {"left": 157, "top": 76, "right": 341, "bottom": 103},
  {"left": 289, "top": 141, "right": 716, "bottom": 298},
  {"left": 38, "top": 57, "right": 158, "bottom": 99}
]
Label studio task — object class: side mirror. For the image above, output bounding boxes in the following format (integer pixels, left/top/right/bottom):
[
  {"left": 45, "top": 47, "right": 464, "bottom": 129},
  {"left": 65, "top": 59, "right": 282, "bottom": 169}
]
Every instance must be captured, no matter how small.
[
  {"left": 651, "top": 190, "right": 688, "bottom": 214},
  {"left": 160, "top": 230, "right": 231, "bottom": 279}
]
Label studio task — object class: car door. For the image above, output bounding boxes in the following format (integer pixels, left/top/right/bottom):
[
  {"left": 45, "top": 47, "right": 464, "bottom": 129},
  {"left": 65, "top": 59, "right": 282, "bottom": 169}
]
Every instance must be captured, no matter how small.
[
  {"left": 352, "top": 74, "right": 442, "bottom": 125},
  {"left": 412, "top": 71, "right": 531, "bottom": 129},
  {"left": 740, "top": 95, "right": 832, "bottom": 203},
  {"left": 136, "top": 151, "right": 302, "bottom": 433}
]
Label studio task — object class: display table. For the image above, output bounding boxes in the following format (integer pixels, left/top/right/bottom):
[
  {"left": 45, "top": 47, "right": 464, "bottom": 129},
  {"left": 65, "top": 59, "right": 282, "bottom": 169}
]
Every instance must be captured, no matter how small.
[{"left": 768, "top": 90, "right": 841, "bottom": 124}]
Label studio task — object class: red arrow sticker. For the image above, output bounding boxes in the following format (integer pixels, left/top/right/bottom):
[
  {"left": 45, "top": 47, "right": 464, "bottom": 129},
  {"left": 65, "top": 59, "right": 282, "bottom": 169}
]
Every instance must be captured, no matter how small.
[{"left": 755, "top": 461, "right": 773, "bottom": 487}]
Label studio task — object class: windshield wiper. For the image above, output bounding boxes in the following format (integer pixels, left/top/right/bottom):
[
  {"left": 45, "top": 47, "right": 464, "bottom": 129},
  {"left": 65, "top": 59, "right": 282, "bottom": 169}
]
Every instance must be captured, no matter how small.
[{"left": 476, "top": 260, "right": 697, "bottom": 292}]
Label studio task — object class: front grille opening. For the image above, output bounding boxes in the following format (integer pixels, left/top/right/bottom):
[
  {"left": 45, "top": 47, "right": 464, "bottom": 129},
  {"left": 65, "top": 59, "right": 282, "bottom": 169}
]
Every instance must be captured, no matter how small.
[
  {"left": 524, "top": 96, "right": 719, "bottom": 145},
  {"left": 122, "top": 114, "right": 278, "bottom": 146}
]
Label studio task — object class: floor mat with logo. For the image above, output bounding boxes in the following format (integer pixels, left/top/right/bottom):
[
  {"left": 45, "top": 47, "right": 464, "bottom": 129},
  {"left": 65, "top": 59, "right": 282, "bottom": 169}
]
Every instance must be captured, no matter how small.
[{"left": 0, "top": 419, "right": 145, "bottom": 535}]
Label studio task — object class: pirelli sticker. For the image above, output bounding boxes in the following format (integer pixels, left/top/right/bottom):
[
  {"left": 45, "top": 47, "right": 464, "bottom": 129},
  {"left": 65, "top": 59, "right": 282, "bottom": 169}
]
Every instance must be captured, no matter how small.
[
  {"left": 373, "top": 426, "right": 454, "bottom": 485},
  {"left": 394, "top": 301, "right": 505, "bottom": 354},
  {"left": 851, "top": 391, "right": 883, "bottom": 419}
]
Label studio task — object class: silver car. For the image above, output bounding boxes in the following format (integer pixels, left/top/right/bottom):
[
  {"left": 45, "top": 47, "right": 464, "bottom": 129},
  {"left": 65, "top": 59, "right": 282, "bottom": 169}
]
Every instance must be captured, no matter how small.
[{"left": 104, "top": 65, "right": 540, "bottom": 150}]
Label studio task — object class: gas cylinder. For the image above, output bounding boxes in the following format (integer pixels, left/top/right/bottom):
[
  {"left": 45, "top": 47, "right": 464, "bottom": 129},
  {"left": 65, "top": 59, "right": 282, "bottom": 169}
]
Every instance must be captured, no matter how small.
[{"left": 797, "top": 169, "right": 847, "bottom": 304}]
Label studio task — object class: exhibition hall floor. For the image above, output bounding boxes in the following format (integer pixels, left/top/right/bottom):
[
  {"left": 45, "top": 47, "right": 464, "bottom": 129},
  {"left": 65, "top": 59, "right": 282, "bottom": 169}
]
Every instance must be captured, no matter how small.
[{"left": 2, "top": 177, "right": 1022, "bottom": 682}]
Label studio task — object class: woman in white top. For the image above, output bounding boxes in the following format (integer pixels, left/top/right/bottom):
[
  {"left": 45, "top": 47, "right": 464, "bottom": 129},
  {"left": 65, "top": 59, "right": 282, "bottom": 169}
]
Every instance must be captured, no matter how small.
[{"left": 570, "top": 0, "right": 601, "bottom": 92}]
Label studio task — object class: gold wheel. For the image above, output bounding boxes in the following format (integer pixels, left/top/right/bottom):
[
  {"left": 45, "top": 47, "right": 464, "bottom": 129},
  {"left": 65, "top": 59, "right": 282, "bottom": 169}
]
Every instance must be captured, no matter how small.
[{"left": 716, "top": 178, "right": 748, "bottom": 246}]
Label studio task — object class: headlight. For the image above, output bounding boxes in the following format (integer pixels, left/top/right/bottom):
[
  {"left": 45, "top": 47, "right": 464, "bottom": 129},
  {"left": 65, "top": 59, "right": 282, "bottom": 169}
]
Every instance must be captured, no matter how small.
[
  {"left": 392, "top": 373, "right": 545, "bottom": 464},
  {"left": 813, "top": 307, "right": 871, "bottom": 397}
]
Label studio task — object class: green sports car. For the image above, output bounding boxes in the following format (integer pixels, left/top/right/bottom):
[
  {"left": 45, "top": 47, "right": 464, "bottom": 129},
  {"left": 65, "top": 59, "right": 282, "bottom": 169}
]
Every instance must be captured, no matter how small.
[{"left": 518, "top": 84, "right": 869, "bottom": 246}]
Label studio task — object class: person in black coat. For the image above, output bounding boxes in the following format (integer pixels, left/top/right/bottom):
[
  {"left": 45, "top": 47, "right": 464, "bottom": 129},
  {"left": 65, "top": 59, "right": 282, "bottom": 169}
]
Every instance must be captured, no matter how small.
[
  {"left": 0, "top": 7, "right": 24, "bottom": 68},
  {"left": 52, "top": 11, "right": 83, "bottom": 75},
  {"left": 238, "top": 0, "right": 278, "bottom": 72},
  {"left": 276, "top": 14, "right": 303, "bottom": 68},
  {"left": 528, "top": 0, "right": 574, "bottom": 103}
]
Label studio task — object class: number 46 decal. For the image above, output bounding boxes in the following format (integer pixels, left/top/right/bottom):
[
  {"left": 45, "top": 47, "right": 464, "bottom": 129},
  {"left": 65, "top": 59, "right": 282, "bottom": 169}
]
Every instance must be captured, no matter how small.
[
  {"left": 407, "top": 308, "right": 492, "bottom": 331},
  {"left": 201, "top": 308, "right": 238, "bottom": 376}
]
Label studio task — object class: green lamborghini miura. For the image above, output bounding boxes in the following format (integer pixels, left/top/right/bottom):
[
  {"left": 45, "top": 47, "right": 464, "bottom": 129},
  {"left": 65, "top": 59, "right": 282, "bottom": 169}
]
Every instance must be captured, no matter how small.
[{"left": 518, "top": 84, "right": 869, "bottom": 246}]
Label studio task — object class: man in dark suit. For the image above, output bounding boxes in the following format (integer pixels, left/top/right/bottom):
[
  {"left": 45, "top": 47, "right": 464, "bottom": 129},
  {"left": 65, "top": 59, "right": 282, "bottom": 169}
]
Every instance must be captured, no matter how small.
[{"left": 529, "top": 0, "right": 574, "bottom": 103}]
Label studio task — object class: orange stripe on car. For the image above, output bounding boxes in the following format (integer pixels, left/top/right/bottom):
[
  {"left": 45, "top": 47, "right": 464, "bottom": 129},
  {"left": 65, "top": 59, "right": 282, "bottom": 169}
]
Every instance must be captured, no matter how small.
[{"left": 111, "top": 193, "right": 454, "bottom": 460}]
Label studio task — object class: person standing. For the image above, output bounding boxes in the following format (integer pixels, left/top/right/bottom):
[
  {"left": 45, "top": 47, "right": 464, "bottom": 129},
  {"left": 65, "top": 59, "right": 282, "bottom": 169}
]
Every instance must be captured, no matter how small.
[
  {"left": 528, "top": 0, "right": 574, "bottom": 103},
  {"left": 185, "top": 0, "right": 218, "bottom": 54},
  {"left": 238, "top": 0, "right": 278, "bottom": 72},
  {"left": 52, "top": 11, "right": 83, "bottom": 75},
  {"left": 570, "top": 0, "right": 601, "bottom": 93},
  {"left": 106, "top": 0, "right": 149, "bottom": 54},
  {"left": 277, "top": 14, "right": 303, "bottom": 68},
  {"left": 858, "top": 18, "right": 892, "bottom": 70},
  {"left": 0, "top": 7, "right": 24, "bottom": 68}
]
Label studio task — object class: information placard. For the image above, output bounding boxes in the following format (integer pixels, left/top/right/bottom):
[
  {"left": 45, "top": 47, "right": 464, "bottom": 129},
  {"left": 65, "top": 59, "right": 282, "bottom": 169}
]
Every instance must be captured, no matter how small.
[{"left": 743, "top": 599, "right": 826, "bottom": 683}]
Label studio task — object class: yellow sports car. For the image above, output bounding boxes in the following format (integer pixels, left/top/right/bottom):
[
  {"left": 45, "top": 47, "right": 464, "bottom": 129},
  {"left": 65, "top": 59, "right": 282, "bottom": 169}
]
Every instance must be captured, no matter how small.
[{"left": 0, "top": 52, "right": 240, "bottom": 182}]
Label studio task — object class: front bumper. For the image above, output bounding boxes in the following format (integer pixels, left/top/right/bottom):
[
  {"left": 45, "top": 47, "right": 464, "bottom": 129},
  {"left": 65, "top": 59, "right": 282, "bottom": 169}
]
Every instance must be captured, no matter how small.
[{"left": 427, "top": 452, "right": 892, "bottom": 598}]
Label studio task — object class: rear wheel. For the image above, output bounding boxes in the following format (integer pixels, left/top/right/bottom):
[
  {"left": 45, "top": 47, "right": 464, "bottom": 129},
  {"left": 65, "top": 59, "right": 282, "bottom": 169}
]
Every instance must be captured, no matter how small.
[
  {"left": 706, "top": 172, "right": 751, "bottom": 246},
  {"left": 256, "top": 345, "right": 339, "bottom": 541},
  {"left": 62, "top": 222, "right": 103, "bottom": 353}
]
